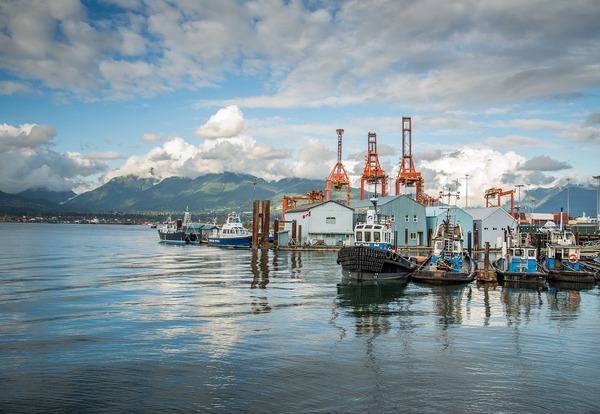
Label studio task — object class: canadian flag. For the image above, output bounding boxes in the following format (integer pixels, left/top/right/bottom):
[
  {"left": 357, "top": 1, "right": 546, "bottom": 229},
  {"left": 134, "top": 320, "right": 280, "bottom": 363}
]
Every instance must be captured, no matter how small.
[{"left": 302, "top": 211, "right": 311, "bottom": 219}]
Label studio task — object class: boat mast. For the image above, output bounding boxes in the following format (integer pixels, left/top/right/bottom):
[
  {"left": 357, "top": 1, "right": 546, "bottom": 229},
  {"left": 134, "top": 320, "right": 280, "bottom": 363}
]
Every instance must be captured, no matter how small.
[{"left": 370, "top": 179, "right": 379, "bottom": 221}]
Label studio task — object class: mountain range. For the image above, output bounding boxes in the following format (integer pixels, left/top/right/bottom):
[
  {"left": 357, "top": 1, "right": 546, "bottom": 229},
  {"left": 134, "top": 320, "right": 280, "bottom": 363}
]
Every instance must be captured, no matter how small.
[{"left": 2, "top": 172, "right": 599, "bottom": 220}]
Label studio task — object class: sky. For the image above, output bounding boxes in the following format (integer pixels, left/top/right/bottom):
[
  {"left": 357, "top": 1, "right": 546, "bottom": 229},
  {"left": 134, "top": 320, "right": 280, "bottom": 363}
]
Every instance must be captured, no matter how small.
[{"left": 1, "top": 0, "right": 599, "bottom": 208}]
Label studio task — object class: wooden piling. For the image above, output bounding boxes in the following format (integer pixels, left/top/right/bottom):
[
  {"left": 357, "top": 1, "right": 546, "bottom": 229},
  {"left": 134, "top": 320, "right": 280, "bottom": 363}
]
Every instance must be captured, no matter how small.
[{"left": 476, "top": 241, "right": 497, "bottom": 282}]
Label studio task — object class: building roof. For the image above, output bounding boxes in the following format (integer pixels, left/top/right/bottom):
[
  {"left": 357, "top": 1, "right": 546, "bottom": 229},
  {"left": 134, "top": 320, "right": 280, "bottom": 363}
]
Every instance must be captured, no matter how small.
[
  {"left": 466, "top": 206, "right": 514, "bottom": 221},
  {"left": 284, "top": 200, "right": 353, "bottom": 214},
  {"left": 350, "top": 194, "right": 420, "bottom": 209}
]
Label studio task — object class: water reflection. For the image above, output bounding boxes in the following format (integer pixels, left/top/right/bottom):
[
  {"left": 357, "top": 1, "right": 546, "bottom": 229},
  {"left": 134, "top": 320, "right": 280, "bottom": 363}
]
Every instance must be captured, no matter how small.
[
  {"left": 426, "top": 284, "right": 472, "bottom": 327},
  {"left": 475, "top": 282, "right": 499, "bottom": 326},
  {"left": 250, "top": 250, "right": 271, "bottom": 314},
  {"left": 546, "top": 283, "right": 587, "bottom": 319},
  {"left": 499, "top": 282, "right": 546, "bottom": 325},
  {"left": 336, "top": 280, "right": 408, "bottom": 336},
  {"left": 250, "top": 249, "right": 270, "bottom": 289}
]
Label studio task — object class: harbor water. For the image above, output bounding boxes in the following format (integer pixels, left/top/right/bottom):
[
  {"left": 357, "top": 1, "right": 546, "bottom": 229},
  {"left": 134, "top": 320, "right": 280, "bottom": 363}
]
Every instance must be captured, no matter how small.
[{"left": 1, "top": 223, "right": 599, "bottom": 413}]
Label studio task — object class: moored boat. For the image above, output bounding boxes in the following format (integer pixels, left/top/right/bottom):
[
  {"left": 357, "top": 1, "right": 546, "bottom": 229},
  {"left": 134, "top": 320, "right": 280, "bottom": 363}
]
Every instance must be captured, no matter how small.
[
  {"left": 158, "top": 210, "right": 199, "bottom": 244},
  {"left": 493, "top": 226, "right": 546, "bottom": 285},
  {"left": 411, "top": 207, "right": 477, "bottom": 285},
  {"left": 336, "top": 196, "right": 417, "bottom": 282},
  {"left": 207, "top": 212, "right": 252, "bottom": 248},
  {"left": 539, "top": 228, "right": 595, "bottom": 284}
]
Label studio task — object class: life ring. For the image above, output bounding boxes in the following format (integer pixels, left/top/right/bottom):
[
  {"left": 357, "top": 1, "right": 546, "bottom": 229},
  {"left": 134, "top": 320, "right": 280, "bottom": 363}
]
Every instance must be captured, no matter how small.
[
  {"left": 568, "top": 253, "right": 578, "bottom": 264},
  {"left": 385, "top": 249, "right": 393, "bottom": 260}
]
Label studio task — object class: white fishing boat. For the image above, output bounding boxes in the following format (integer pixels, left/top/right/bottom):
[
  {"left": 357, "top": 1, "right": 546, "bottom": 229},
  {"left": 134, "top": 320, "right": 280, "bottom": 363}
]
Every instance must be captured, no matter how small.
[
  {"left": 207, "top": 212, "right": 252, "bottom": 248},
  {"left": 158, "top": 210, "right": 199, "bottom": 245}
]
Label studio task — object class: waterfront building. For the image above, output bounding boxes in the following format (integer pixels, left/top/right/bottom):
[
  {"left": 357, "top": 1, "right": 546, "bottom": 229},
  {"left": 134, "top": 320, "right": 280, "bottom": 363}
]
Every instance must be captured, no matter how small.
[
  {"left": 350, "top": 195, "right": 427, "bottom": 247},
  {"left": 466, "top": 206, "right": 517, "bottom": 249},
  {"left": 282, "top": 200, "right": 354, "bottom": 246}
]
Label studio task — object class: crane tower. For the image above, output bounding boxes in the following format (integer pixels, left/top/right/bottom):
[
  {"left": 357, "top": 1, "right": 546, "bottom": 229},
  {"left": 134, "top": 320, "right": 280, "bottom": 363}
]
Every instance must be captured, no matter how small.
[
  {"left": 325, "top": 129, "right": 351, "bottom": 205},
  {"left": 360, "top": 132, "right": 387, "bottom": 199},
  {"left": 395, "top": 117, "right": 424, "bottom": 202}
]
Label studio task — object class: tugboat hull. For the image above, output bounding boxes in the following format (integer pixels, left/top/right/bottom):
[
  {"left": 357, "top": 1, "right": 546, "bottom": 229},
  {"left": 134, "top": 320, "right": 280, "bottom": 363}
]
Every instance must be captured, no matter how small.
[
  {"left": 337, "top": 246, "right": 416, "bottom": 282},
  {"left": 411, "top": 255, "right": 477, "bottom": 285}
]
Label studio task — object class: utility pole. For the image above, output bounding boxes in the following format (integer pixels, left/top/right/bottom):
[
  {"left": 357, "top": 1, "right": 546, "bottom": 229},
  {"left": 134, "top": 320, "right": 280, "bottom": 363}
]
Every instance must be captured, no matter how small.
[
  {"left": 516, "top": 184, "right": 524, "bottom": 223},
  {"left": 594, "top": 175, "right": 600, "bottom": 231},
  {"left": 465, "top": 174, "right": 469, "bottom": 209},
  {"left": 566, "top": 178, "right": 571, "bottom": 223}
]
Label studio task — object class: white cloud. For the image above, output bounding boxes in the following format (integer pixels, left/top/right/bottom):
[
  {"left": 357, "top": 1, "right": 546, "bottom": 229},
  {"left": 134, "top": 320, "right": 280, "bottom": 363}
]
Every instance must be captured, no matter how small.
[
  {"left": 102, "top": 106, "right": 303, "bottom": 184},
  {"left": 0, "top": 123, "right": 56, "bottom": 151},
  {"left": 0, "top": 123, "right": 109, "bottom": 193},
  {"left": 417, "top": 147, "right": 537, "bottom": 208},
  {"left": 0, "top": 147, "right": 108, "bottom": 194},
  {"left": 195, "top": 105, "right": 247, "bottom": 139}
]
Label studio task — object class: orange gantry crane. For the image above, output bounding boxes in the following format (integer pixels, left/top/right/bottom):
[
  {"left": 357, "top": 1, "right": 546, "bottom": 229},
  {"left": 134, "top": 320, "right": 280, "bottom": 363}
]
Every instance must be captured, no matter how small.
[
  {"left": 281, "top": 190, "right": 324, "bottom": 220},
  {"left": 360, "top": 132, "right": 387, "bottom": 199},
  {"left": 484, "top": 187, "right": 515, "bottom": 217},
  {"left": 395, "top": 116, "right": 424, "bottom": 203},
  {"left": 325, "top": 129, "right": 351, "bottom": 206}
]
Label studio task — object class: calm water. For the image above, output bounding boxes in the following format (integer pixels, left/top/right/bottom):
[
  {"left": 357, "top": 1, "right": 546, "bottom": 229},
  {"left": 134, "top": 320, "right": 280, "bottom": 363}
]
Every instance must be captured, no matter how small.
[{"left": 1, "top": 223, "right": 599, "bottom": 413}]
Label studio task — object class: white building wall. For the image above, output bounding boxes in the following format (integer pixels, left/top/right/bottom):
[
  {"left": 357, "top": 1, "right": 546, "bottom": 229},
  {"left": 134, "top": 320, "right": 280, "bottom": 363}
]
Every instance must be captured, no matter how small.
[
  {"left": 284, "top": 202, "right": 354, "bottom": 246},
  {"left": 474, "top": 208, "right": 517, "bottom": 249}
]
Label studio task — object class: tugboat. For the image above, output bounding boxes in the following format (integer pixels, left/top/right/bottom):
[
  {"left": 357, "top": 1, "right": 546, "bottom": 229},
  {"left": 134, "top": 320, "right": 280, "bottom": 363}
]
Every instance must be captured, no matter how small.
[
  {"left": 207, "top": 212, "right": 252, "bottom": 248},
  {"left": 493, "top": 225, "right": 546, "bottom": 285},
  {"left": 336, "top": 195, "right": 417, "bottom": 282},
  {"left": 411, "top": 206, "right": 477, "bottom": 285},
  {"left": 539, "top": 227, "right": 595, "bottom": 284},
  {"left": 158, "top": 210, "right": 199, "bottom": 244}
]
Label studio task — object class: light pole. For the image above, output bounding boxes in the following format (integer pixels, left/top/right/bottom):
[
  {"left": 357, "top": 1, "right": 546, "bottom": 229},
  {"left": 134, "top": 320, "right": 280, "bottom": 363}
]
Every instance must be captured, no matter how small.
[
  {"left": 516, "top": 184, "right": 524, "bottom": 223},
  {"left": 465, "top": 174, "right": 469, "bottom": 209},
  {"left": 594, "top": 175, "right": 600, "bottom": 231},
  {"left": 566, "top": 178, "right": 571, "bottom": 223}
]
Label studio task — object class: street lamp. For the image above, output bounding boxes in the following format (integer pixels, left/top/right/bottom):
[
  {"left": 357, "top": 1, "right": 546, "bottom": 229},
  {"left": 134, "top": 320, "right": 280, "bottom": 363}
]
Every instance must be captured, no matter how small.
[
  {"left": 594, "top": 175, "right": 600, "bottom": 231},
  {"left": 465, "top": 174, "right": 469, "bottom": 209},
  {"left": 516, "top": 184, "right": 524, "bottom": 223},
  {"left": 566, "top": 178, "right": 571, "bottom": 223}
]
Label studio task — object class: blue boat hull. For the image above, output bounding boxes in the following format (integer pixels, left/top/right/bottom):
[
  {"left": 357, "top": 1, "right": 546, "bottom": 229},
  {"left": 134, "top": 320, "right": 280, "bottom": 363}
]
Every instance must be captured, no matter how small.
[{"left": 207, "top": 236, "right": 252, "bottom": 247}]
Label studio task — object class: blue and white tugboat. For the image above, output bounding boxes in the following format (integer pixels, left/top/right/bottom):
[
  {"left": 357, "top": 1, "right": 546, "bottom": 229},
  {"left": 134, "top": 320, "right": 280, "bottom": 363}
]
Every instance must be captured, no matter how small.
[
  {"left": 539, "top": 228, "right": 595, "bottom": 284},
  {"left": 207, "top": 212, "right": 252, "bottom": 248},
  {"left": 411, "top": 206, "right": 477, "bottom": 285},
  {"left": 493, "top": 226, "right": 546, "bottom": 285},
  {"left": 336, "top": 196, "right": 417, "bottom": 282}
]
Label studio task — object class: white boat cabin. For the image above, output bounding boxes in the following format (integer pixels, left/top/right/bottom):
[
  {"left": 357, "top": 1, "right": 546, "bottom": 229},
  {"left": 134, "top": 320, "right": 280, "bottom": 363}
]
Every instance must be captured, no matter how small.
[{"left": 354, "top": 209, "right": 394, "bottom": 250}]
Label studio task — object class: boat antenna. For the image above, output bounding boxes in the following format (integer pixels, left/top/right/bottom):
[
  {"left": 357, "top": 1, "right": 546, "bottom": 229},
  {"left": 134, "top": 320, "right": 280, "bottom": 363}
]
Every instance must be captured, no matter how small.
[{"left": 370, "top": 179, "right": 379, "bottom": 221}]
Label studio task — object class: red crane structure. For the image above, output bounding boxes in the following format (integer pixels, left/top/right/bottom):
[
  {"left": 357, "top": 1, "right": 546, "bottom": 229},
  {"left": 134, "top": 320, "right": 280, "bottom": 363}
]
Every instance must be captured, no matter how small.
[
  {"left": 281, "top": 190, "right": 324, "bottom": 220},
  {"left": 484, "top": 187, "right": 515, "bottom": 217},
  {"left": 325, "top": 129, "right": 351, "bottom": 206},
  {"left": 395, "top": 117, "right": 424, "bottom": 203},
  {"left": 360, "top": 132, "right": 387, "bottom": 200}
]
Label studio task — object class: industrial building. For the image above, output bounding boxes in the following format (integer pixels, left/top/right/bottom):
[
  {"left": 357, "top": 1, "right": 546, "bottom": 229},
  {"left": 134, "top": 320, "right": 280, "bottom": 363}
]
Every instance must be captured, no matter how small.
[
  {"left": 466, "top": 206, "right": 517, "bottom": 249},
  {"left": 351, "top": 195, "right": 427, "bottom": 247},
  {"left": 425, "top": 206, "right": 474, "bottom": 249},
  {"left": 282, "top": 200, "right": 354, "bottom": 246}
]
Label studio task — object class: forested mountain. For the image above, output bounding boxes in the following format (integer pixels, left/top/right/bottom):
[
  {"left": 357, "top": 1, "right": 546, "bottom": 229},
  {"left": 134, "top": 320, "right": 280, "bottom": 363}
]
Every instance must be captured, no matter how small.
[{"left": 4, "top": 172, "right": 598, "bottom": 219}]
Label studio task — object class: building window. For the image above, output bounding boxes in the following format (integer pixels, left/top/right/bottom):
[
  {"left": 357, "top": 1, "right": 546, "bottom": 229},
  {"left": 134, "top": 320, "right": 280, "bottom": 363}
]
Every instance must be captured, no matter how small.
[
  {"left": 410, "top": 232, "right": 417, "bottom": 240},
  {"left": 326, "top": 217, "right": 336, "bottom": 224},
  {"left": 413, "top": 215, "right": 418, "bottom": 222},
  {"left": 404, "top": 215, "right": 409, "bottom": 222}
]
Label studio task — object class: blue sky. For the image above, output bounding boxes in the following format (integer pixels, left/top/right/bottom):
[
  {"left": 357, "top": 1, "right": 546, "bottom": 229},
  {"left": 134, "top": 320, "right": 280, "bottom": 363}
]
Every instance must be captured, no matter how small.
[{"left": 1, "top": 0, "right": 599, "bottom": 208}]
